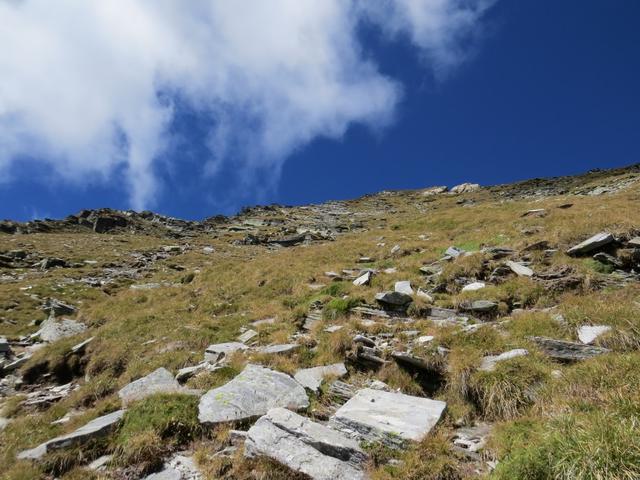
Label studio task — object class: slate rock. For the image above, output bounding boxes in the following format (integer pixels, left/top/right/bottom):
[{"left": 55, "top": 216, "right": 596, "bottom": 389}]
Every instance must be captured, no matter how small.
[
  {"left": 566, "top": 232, "right": 615, "bottom": 256},
  {"left": 0, "top": 336, "right": 9, "bottom": 353},
  {"left": 36, "top": 317, "right": 87, "bottom": 343},
  {"left": 422, "top": 186, "right": 448, "bottom": 196},
  {"left": 245, "top": 408, "right": 368, "bottom": 480},
  {"left": 238, "top": 329, "right": 258, "bottom": 344},
  {"left": 394, "top": 281, "right": 414, "bottom": 295},
  {"left": 461, "top": 282, "right": 485, "bottom": 292},
  {"left": 329, "top": 388, "right": 446, "bottom": 448},
  {"left": 505, "top": 260, "right": 534, "bottom": 277},
  {"left": 577, "top": 325, "right": 611, "bottom": 344},
  {"left": 529, "top": 336, "right": 610, "bottom": 361},
  {"left": 375, "top": 291, "right": 413, "bottom": 310},
  {"left": 445, "top": 246, "right": 465, "bottom": 258},
  {"left": 353, "top": 271, "right": 373, "bottom": 286},
  {"left": 118, "top": 368, "right": 181, "bottom": 406},
  {"left": 463, "top": 300, "right": 498, "bottom": 313},
  {"left": 593, "top": 252, "right": 623, "bottom": 268},
  {"left": 198, "top": 364, "right": 309, "bottom": 425},
  {"left": 479, "top": 349, "right": 529, "bottom": 372},
  {"left": 294, "top": 363, "right": 347, "bottom": 392},
  {"left": 256, "top": 343, "right": 299, "bottom": 355},
  {"left": 18, "top": 410, "right": 125, "bottom": 460}
]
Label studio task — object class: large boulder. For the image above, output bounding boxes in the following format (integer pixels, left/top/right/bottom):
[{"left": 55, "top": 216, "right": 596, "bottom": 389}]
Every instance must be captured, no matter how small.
[
  {"left": 198, "top": 364, "right": 309, "bottom": 425},
  {"left": 329, "top": 388, "right": 446, "bottom": 448},
  {"left": 245, "top": 408, "right": 368, "bottom": 480},
  {"left": 18, "top": 410, "right": 125, "bottom": 460},
  {"left": 118, "top": 368, "right": 182, "bottom": 406}
]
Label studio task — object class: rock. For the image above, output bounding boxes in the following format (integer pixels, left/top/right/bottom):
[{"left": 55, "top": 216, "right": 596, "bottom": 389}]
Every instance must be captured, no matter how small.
[
  {"left": 198, "top": 364, "right": 309, "bottom": 425},
  {"left": 593, "top": 252, "right": 623, "bottom": 268},
  {"left": 353, "top": 271, "right": 373, "bottom": 286},
  {"left": 93, "top": 215, "right": 128, "bottom": 233},
  {"left": 36, "top": 317, "right": 87, "bottom": 342},
  {"left": 417, "top": 289, "right": 434, "bottom": 302},
  {"left": 445, "top": 246, "right": 465, "bottom": 258},
  {"left": 521, "top": 209, "right": 546, "bottom": 217},
  {"left": 375, "top": 291, "right": 412, "bottom": 310},
  {"left": 176, "top": 362, "right": 220, "bottom": 383},
  {"left": 70, "top": 337, "right": 94, "bottom": 354},
  {"left": 416, "top": 335, "right": 434, "bottom": 344},
  {"left": 18, "top": 410, "right": 125, "bottom": 460},
  {"left": 453, "top": 423, "right": 492, "bottom": 455},
  {"left": 294, "top": 363, "right": 347, "bottom": 392},
  {"left": 256, "top": 343, "right": 300, "bottom": 355},
  {"left": 328, "top": 381, "right": 356, "bottom": 404},
  {"left": 577, "top": 325, "right": 611, "bottom": 344},
  {"left": 462, "top": 300, "right": 498, "bottom": 313},
  {"left": 204, "top": 342, "right": 248, "bottom": 362},
  {"left": 394, "top": 280, "right": 414, "bottom": 295},
  {"left": 628, "top": 237, "right": 640, "bottom": 247},
  {"left": 422, "top": 186, "right": 448, "bottom": 196},
  {"left": 244, "top": 408, "right": 368, "bottom": 480},
  {"left": 505, "top": 260, "right": 534, "bottom": 277},
  {"left": 461, "top": 282, "right": 485, "bottom": 292},
  {"left": 324, "top": 325, "right": 344, "bottom": 333},
  {"left": 0, "top": 336, "right": 9, "bottom": 354},
  {"left": 329, "top": 388, "right": 446, "bottom": 448},
  {"left": 88, "top": 454, "right": 112, "bottom": 471},
  {"left": 479, "top": 349, "right": 529, "bottom": 372},
  {"left": 238, "top": 329, "right": 258, "bottom": 344},
  {"left": 450, "top": 183, "right": 480, "bottom": 194},
  {"left": 251, "top": 317, "right": 277, "bottom": 327},
  {"left": 390, "top": 245, "right": 401, "bottom": 255},
  {"left": 529, "top": 336, "right": 610, "bottom": 361},
  {"left": 522, "top": 240, "right": 550, "bottom": 252},
  {"left": 37, "top": 257, "right": 68, "bottom": 270},
  {"left": 143, "top": 454, "right": 202, "bottom": 479},
  {"left": 43, "top": 298, "right": 76, "bottom": 316},
  {"left": 566, "top": 232, "right": 615, "bottom": 256},
  {"left": 391, "top": 351, "right": 434, "bottom": 371},
  {"left": 118, "top": 368, "right": 182, "bottom": 406},
  {"left": 356, "top": 257, "right": 374, "bottom": 263},
  {"left": 303, "top": 310, "right": 323, "bottom": 331}
]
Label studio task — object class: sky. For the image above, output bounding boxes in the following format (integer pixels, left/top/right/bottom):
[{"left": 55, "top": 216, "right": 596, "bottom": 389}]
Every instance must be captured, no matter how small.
[{"left": 1, "top": 0, "right": 639, "bottom": 222}]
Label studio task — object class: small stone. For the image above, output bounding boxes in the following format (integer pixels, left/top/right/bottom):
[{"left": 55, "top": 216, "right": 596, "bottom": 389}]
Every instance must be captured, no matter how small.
[
  {"left": 521, "top": 209, "right": 546, "bottom": 217},
  {"left": 417, "top": 289, "right": 434, "bottom": 302},
  {"left": 324, "top": 325, "right": 344, "bottom": 333},
  {"left": 36, "top": 317, "right": 87, "bottom": 343},
  {"left": 204, "top": 342, "right": 248, "bottom": 362},
  {"left": 118, "top": 368, "right": 182, "bottom": 406},
  {"left": 505, "top": 261, "right": 534, "bottom": 277},
  {"left": 461, "top": 282, "right": 485, "bottom": 292},
  {"left": 294, "top": 363, "right": 347, "bottom": 392},
  {"left": 463, "top": 300, "right": 498, "bottom": 313},
  {"left": 394, "top": 281, "right": 414, "bottom": 295},
  {"left": 375, "top": 291, "right": 413, "bottom": 309},
  {"left": 479, "top": 349, "right": 529, "bottom": 372},
  {"left": 256, "top": 344, "right": 299, "bottom": 355},
  {"left": 445, "top": 246, "right": 465, "bottom": 258},
  {"left": 416, "top": 335, "right": 434, "bottom": 344},
  {"left": 450, "top": 183, "right": 480, "bottom": 194},
  {"left": 577, "top": 325, "right": 611, "bottom": 344},
  {"left": 238, "top": 329, "right": 258, "bottom": 344},
  {"left": 390, "top": 245, "right": 401, "bottom": 255},
  {"left": 566, "top": 232, "right": 615, "bottom": 256},
  {"left": 353, "top": 271, "right": 373, "bottom": 286}
]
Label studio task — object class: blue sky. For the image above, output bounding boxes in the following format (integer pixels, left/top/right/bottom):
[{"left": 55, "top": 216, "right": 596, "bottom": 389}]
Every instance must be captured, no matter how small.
[{"left": 1, "top": 1, "right": 639, "bottom": 221}]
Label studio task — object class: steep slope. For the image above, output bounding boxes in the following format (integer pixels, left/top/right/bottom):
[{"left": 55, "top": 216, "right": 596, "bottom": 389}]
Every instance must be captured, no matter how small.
[{"left": 1, "top": 164, "right": 640, "bottom": 479}]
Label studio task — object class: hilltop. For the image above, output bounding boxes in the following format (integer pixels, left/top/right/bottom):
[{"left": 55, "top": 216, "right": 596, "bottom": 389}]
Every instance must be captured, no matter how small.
[{"left": 1, "top": 163, "right": 640, "bottom": 479}]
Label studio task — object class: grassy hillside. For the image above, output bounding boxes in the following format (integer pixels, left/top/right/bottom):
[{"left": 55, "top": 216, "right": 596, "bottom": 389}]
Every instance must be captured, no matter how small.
[{"left": 2, "top": 164, "right": 640, "bottom": 479}]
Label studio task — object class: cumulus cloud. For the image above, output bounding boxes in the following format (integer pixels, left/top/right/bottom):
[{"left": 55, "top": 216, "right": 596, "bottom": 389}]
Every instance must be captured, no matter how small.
[{"left": 0, "top": 0, "right": 495, "bottom": 209}]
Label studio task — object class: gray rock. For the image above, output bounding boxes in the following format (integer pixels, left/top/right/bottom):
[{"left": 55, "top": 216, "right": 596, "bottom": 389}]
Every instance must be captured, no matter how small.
[
  {"left": 204, "top": 342, "right": 248, "bottom": 362},
  {"left": 453, "top": 423, "right": 492, "bottom": 454},
  {"left": 238, "top": 329, "right": 258, "bottom": 344},
  {"left": 353, "top": 271, "right": 373, "bottom": 286},
  {"left": 461, "top": 281, "right": 485, "bottom": 292},
  {"left": 43, "top": 298, "right": 76, "bottom": 316},
  {"left": 256, "top": 343, "right": 299, "bottom": 355},
  {"left": 479, "top": 349, "right": 529, "bottom": 372},
  {"left": 577, "top": 325, "right": 611, "bottom": 344},
  {"left": 294, "top": 363, "right": 347, "bottom": 392},
  {"left": 445, "top": 246, "right": 465, "bottom": 258},
  {"left": 394, "top": 281, "right": 414, "bottom": 295},
  {"left": 450, "top": 183, "right": 480, "bottom": 194},
  {"left": 422, "top": 186, "right": 448, "bottom": 196},
  {"left": 0, "top": 336, "right": 9, "bottom": 353},
  {"left": 505, "top": 260, "right": 534, "bottom": 277},
  {"left": 88, "top": 454, "right": 112, "bottom": 471},
  {"left": 176, "top": 362, "right": 220, "bottom": 383},
  {"left": 18, "top": 410, "right": 125, "bottom": 460},
  {"left": 566, "top": 232, "right": 615, "bottom": 256},
  {"left": 143, "top": 454, "right": 202, "bottom": 479},
  {"left": 198, "top": 364, "right": 309, "bottom": 425},
  {"left": 36, "top": 317, "right": 87, "bottom": 343},
  {"left": 70, "top": 336, "right": 94, "bottom": 354},
  {"left": 628, "top": 237, "right": 640, "bottom": 247},
  {"left": 118, "top": 368, "right": 181, "bottom": 406},
  {"left": 245, "top": 408, "right": 368, "bottom": 480},
  {"left": 329, "top": 388, "right": 446, "bottom": 448},
  {"left": 463, "top": 300, "right": 498, "bottom": 313},
  {"left": 593, "top": 252, "right": 623, "bottom": 268},
  {"left": 529, "top": 336, "right": 610, "bottom": 361},
  {"left": 375, "top": 291, "right": 412, "bottom": 309}
]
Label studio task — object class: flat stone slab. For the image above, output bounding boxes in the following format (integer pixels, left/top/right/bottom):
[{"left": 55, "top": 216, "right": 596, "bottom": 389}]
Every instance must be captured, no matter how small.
[
  {"left": 294, "top": 363, "right": 347, "bottom": 392},
  {"left": 256, "top": 343, "right": 299, "bottom": 355},
  {"left": 143, "top": 454, "right": 202, "bottom": 479},
  {"left": 566, "top": 232, "right": 615, "bottom": 256},
  {"left": 36, "top": 317, "right": 87, "bottom": 342},
  {"left": 245, "top": 408, "right": 367, "bottom": 480},
  {"left": 119, "top": 368, "right": 181, "bottom": 406},
  {"left": 198, "top": 364, "right": 309, "bottom": 425},
  {"left": 18, "top": 410, "right": 125, "bottom": 460},
  {"left": 505, "top": 261, "right": 534, "bottom": 277},
  {"left": 529, "top": 336, "right": 610, "bottom": 361},
  {"left": 375, "top": 291, "right": 412, "bottom": 309},
  {"left": 577, "top": 325, "right": 611, "bottom": 344},
  {"left": 461, "top": 282, "right": 485, "bottom": 292},
  {"left": 329, "top": 388, "right": 446, "bottom": 448},
  {"left": 353, "top": 271, "right": 373, "bottom": 286},
  {"left": 204, "top": 342, "right": 248, "bottom": 361},
  {"left": 394, "top": 281, "right": 414, "bottom": 295},
  {"left": 479, "top": 349, "right": 529, "bottom": 372},
  {"left": 238, "top": 329, "right": 258, "bottom": 344}
]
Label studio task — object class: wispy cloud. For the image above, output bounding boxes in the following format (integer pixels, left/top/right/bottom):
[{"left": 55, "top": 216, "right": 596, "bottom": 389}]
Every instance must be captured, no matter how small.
[{"left": 0, "top": 0, "right": 495, "bottom": 210}]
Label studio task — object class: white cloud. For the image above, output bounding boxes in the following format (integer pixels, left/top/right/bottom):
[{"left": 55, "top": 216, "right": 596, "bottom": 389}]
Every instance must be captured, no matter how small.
[{"left": 0, "top": 0, "right": 494, "bottom": 209}]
